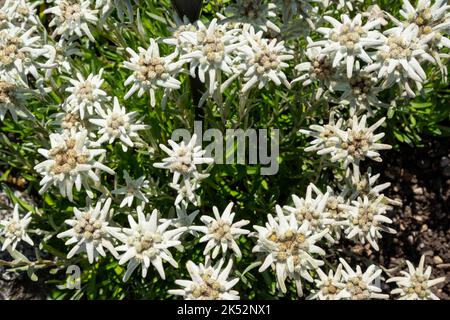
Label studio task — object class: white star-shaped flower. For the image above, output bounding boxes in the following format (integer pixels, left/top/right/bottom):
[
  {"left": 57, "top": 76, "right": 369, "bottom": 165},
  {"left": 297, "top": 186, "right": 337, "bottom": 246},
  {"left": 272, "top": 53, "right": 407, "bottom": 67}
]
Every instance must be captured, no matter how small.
[
  {"left": 0, "top": 204, "right": 33, "bottom": 251},
  {"left": 168, "top": 258, "right": 240, "bottom": 300},
  {"left": 89, "top": 97, "right": 148, "bottom": 152},
  {"left": 190, "top": 202, "right": 250, "bottom": 259},
  {"left": 57, "top": 198, "right": 121, "bottom": 263}
]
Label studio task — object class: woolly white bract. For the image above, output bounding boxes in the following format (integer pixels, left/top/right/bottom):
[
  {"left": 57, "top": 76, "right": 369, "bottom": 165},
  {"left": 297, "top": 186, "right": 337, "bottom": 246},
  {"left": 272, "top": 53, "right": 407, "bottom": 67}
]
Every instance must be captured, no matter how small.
[
  {"left": 168, "top": 258, "right": 240, "bottom": 300},
  {"left": 387, "top": 255, "right": 446, "bottom": 300},
  {"left": 253, "top": 206, "right": 328, "bottom": 297},
  {"left": 190, "top": 202, "right": 250, "bottom": 259},
  {"left": 34, "top": 130, "right": 115, "bottom": 201},
  {"left": 113, "top": 206, "right": 186, "bottom": 281},
  {"left": 0, "top": 204, "right": 33, "bottom": 251},
  {"left": 57, "top": 198, "right": 120, "bottom": 263}
]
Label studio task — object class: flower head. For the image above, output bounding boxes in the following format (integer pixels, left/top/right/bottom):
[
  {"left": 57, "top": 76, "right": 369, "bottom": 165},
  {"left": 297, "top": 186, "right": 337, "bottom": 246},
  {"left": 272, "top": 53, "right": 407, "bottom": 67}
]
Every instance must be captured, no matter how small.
[
  {"left": 0, "top": 0, "right": 40, "bottom": 28},
  {"left": 253, "top": 205, "right": 328, "bottom": 296},
  {"left": 330, "top": 62, "right": 385, "bottom": 115},
  {"left": 180, "top": 18, "right": 242, "bottom": 95},
  {"left": 0, "top": 204, "right": 33, "bottom": 251},
  {"left": 168, "top": 258, "right": 240, "bottom": 300},
  {"left": 57, "top": 198, "right": 120, "bottom": 263},
  {"left": 237, "top": 27, "right": 293, "bottom": 92},
  {"left": 366, "top": 24, "right": 431, "bottom": 96},
  {"left": 292, "top": 37, "right": 335, "bottom": 100},
  {"left": 0, "top": 25, "right": 54, "bottom": 81},
  {"left": 324, "top": 115, "right": 391, "bottom": 168},
  {"left": 123, "top": 39, "right": 182, "bottom": 107},
  {"left": 44, "top": 0, "right": 99, "bottom": 42},
  {"left": 163, "top": 14, "right": 198, "bottom": 55},
  {"left": 0, "top": 75, "right": 30, "bottom": 121},
  {"left": 339, "top": 258, "right": 389, "bottom": 299},
  {"left": 224, "top": 0, "right": 280, "bottom": 33},
  {"left": 64, "top": 70, "right": 110, "bottom": 120},
  {"left": 114, "top": 207, "right": 186, "bottom": 281},
  {"left": 387, "top": 255, "right": 446, "bottom": 300},
  {"left": 283, "top": 184, "right": 335, "bottom": 243},
  {"left": 342, "top": 195, "right": 396, "bottom": 251},
  {"left": 311, "top": 14, "right": 383, "bottom": 78},
  {"left": 34, "top": 130, "right": 115, "bottom": 201},
  {"left": 89, "top": 97, "right": 147, "bottom": 152},
  {"left": 299, "top": 111, "right": 344, "bottom": 155},
  {"left": 191, "top": 202, "right": 250, "bottom": 259},
  {"left": 153, "top": 134, "right": 213, "bottom": 191},
  {"left": 308, "top": 264, "right": 348, "bottom": 300}
]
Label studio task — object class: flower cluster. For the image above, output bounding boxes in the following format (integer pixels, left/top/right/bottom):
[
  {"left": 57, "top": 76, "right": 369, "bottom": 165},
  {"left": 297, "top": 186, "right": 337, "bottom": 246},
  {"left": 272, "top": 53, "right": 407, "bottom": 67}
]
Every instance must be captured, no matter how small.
[{"left": 0, "top": 0, "right": 447, "bottom": 301}]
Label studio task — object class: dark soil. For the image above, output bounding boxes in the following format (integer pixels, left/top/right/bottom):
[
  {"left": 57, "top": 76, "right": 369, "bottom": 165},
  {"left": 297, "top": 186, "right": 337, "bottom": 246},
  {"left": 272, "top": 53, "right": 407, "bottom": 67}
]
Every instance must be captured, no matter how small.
[{"left": 350, "top": 135, "right": 450, "bottom": 299}]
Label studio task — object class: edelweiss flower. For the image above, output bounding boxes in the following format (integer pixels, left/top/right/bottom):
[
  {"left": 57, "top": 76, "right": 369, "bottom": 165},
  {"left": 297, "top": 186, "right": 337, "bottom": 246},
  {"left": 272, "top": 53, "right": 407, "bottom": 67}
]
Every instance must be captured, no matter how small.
[
  {"left": 237, "top": 27, "right": 293, "bottom": 92},
  {"left": 111, "top": 170, "right": 149, "bottom": 208},
  {"left": 362, "top": 5, "right": 389, "bottom": 27},
  {"left": 292, "top": 37, "right": 335, "bottom": 100},
  {"left": 366, "top": 24, "right": 432, "bottom": 97},
  {"left": 45, "top": 39, "right": 81, "bottom": 79},
  {"left": 153, "top": 134, "right": 214, "bottom": 192},
  {"left": 330, "top": 61, "right": 385, "bottom": 115},
  {"left": 324, "top": 115, "right": 391, "bottom": 168},
  {"left": 253, "top": 206, "right": 328, "bottom": 296},
  {"left": 44, "top": 0, "right": 99, "bottom": 42},
  {"left": 170, "top": 175, "right": 204, "bottom": 207},
  {"left": 123, "top": 39, "right": 182, "bottom": 107},
  {"left": 399, "top": 0, "right": 450, "bottom": 78},
  {"left": 283, "top": 184, "right": 335, "bottom": 243},
  {"left": 89, "top": 97, "right": 147, "bottom": 152},
  {"left": 168, "top": 172, "right": 209, "bottom": 208},
  {"left": 190, "top": 202, "right": 250, "bottom": 259},
  {"left": 180, "top": 18, "right": 241, "bottom": 95},
  {"left": 299, "top": 111, "right": 343, "bottom": 154},
  {"left": 114, "top": 207, "right": 186, "bottom": 281},
  {"left": 34, "top": 130, "right": 115, "bottom": 201},
  {"left": 387, "top": 255, "right": 446, "bottom": 300},
  {"left": 0, "top": 204, "right": 33, "bottom": 251},
  {"left": 342, "top": 195, "right": 396, "bottom": 251},
  {"left": 0, "top": 0, "right": 40, "bottom": 28},
  {"left": 57, "top": 198, "right": 120, "bottom": 263},
  {"left": 346, "top": 166, "right": 401, "bottom": 207},
  {"left": 339, "top": 258, "right": 389, "bottom": 299},
  {"left": 311, "top": 14, "right": 383, "bottom": 78},
  {"left": 400, "top": 0, "right": 450, "bottom": 39},
  {"left": 224, "top": 0, "right": 280, "bottom": 33},
  {"left": 0, "top": 25, "right": 54, "bottom": 81},
  {"left": 168, "top": 258, "right": 240, "bottom": 300},
  {"left": 64, "top": 70, "right": 110, "bottom": 119},
  {"left": 308, "top": 264, "right": 349, "bottom": 300}
]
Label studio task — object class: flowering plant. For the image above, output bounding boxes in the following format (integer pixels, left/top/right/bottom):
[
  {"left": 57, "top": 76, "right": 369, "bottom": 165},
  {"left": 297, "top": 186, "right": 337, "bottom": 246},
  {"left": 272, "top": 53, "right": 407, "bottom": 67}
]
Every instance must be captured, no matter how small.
[{"left": 0, "top": 0, "right": 448, "bottom": 300}]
